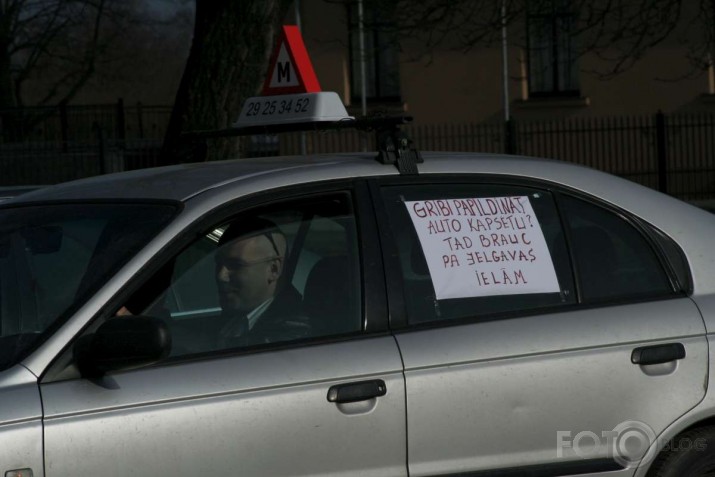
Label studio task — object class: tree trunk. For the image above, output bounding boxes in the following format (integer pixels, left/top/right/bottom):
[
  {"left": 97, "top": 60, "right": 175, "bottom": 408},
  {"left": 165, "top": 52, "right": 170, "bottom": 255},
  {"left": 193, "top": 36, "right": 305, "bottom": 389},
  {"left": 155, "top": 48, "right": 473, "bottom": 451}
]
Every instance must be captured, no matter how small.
[
  {"left": 0, "top": 46, "right": 15, "bottom": 110},
  {"left": 0, "top": 35, "right": 22, "bottom": 142},
  {"left": 160, "top": 0, "right": 293, "bottom": 164}
]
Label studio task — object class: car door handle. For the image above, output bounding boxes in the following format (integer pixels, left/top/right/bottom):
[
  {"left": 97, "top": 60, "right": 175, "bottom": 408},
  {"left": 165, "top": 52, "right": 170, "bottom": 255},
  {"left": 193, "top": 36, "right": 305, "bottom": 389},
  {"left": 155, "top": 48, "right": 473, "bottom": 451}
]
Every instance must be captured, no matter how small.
[
  {"left": 631, "top": 343, "right": 685, "bottom": 365},
  {"left": 327, "top": 379, "right": 387, "bottom": 403}
]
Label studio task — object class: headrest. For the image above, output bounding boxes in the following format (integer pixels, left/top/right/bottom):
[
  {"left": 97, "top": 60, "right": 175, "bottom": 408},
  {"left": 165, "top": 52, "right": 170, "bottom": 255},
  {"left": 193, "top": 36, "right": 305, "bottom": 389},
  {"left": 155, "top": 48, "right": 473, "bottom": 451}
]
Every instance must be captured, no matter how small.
[{"left": 219, "top": 216, "right": 281, "bottom": 246}]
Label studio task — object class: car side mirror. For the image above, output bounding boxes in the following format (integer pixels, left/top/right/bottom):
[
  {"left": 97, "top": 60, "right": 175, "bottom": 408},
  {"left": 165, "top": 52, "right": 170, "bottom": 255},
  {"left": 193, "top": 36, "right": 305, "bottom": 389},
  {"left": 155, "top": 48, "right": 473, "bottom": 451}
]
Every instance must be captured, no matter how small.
[{"left": 74, "top": 316, "right": 171, "bottom": 378}]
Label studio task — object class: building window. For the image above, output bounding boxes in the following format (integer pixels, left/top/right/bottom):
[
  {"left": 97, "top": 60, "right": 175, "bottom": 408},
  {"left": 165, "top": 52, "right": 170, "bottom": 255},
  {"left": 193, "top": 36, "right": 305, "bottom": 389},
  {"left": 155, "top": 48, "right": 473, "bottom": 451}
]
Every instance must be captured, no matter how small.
[
  {"left": 527, "top": 0, "right": 579, "bottom": 97},
  {"left": 348, "top": 2, "right": 401, "bottom": 103}
]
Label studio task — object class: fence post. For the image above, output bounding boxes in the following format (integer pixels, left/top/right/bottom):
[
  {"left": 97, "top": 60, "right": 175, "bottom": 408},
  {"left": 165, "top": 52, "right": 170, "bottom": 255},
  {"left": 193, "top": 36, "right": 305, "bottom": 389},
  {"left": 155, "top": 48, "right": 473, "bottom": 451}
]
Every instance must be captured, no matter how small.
[
  {"left": 59, "top": 100, "right": 69, "bottom": 153},
  {"left": 116, "top": 98, "right": 126, "bottom": 144},
  {"left": 136, "top": 102, "right": 144, "bottom": 139},
  {"left": 95, "top": 122, "right": 106, "bottom": 175},
  {"left": 655, "top": 110, "right": 668, "bottom": 194},
  {"left": 505, "top": 118, "right": 517, "bottom": 154}
]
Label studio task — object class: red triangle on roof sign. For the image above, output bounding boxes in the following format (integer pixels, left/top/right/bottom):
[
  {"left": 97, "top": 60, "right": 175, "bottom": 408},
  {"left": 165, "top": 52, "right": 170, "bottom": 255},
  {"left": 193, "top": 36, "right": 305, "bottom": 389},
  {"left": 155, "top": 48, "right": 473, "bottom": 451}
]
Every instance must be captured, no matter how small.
[{"left": 262, "top": 25, "right": 321, "bottom": 96}]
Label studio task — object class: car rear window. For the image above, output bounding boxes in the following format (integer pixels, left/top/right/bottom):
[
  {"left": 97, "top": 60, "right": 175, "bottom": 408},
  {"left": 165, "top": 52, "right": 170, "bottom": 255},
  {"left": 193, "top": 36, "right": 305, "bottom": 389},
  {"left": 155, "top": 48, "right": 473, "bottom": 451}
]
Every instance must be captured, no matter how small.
[{"left": 381, "top": 184, "right": 576, "bottom": 325}]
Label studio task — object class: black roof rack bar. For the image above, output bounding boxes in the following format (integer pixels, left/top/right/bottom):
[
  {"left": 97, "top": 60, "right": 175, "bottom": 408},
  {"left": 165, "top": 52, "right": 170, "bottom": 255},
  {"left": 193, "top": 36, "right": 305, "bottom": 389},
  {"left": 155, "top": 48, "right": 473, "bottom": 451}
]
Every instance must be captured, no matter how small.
[
  {"left": 373, "top": 118, "right": 423, "bottom": 175},
  {"left": 181, "top": 114, "right": 423, "bottom": 175}
]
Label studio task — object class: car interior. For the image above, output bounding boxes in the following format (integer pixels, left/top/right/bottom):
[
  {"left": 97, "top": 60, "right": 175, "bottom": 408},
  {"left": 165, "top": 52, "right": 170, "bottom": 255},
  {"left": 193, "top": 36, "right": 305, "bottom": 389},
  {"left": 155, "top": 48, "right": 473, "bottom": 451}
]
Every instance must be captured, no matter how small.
[{"left": 133, "top": 194, "right": 362, "bottom": 357}]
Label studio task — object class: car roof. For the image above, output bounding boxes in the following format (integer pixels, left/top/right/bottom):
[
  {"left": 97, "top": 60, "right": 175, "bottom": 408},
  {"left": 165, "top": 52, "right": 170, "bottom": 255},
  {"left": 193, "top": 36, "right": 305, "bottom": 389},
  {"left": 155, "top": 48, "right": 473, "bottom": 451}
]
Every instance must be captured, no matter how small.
[
  {"left": 8, "top": 154, "right": 386, "bottom": 203},
  {"left": 7, "top": 152, "right": 585, "bottom": 204},
  {"left": 0, "top": 185, "right": 44, "bottom": 202}
]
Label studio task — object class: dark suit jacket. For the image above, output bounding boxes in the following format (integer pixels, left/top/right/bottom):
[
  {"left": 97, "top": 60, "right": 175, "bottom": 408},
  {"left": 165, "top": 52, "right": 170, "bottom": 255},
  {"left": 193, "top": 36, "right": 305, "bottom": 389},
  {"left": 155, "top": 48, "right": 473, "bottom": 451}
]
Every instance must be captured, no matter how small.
[{"left": 220, "top": 285, "right": 311, "bottom": 348}]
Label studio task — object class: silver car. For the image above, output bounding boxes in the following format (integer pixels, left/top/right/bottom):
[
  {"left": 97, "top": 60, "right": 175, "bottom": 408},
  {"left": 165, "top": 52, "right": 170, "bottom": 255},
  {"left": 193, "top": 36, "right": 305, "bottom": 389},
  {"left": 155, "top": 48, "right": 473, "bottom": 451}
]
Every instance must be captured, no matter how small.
[
  {"left": 0, "top": 186, "right": 42, "bottom": 203},
  {"left": 1, "top": 152, "right": 714, "bottom": 477}
]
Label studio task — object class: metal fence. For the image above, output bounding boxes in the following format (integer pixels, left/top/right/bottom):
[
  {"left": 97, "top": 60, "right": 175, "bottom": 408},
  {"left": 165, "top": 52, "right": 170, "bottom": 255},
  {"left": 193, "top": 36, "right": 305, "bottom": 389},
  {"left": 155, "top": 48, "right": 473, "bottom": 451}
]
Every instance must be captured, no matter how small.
[
  {"left": 269, "top": 113, "right": 715, "bottom": 200},
  {"left": 0, "top": 101, "right": 170, "bottom": 184},
  {"left": 510, "top": 113, "right": 715, "bottom": 200},
  {"left": 1, "top": 102, "right": 714, "bottom": 201}
]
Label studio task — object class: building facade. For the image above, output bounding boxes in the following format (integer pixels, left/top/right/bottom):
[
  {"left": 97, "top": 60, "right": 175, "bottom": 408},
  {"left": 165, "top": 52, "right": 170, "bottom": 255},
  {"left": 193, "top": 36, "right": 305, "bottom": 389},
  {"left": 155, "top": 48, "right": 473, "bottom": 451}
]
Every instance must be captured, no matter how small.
[{"left": 297, "top": 0, "right": 715, "bottom": 124}]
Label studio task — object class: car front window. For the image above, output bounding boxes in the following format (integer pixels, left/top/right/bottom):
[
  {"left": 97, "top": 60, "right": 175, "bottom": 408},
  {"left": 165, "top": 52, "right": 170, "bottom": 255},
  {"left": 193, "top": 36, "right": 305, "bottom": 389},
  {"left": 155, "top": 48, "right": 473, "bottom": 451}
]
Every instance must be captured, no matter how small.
[{"left": 0, "top": 203, "right": 177, "bottom": 371}]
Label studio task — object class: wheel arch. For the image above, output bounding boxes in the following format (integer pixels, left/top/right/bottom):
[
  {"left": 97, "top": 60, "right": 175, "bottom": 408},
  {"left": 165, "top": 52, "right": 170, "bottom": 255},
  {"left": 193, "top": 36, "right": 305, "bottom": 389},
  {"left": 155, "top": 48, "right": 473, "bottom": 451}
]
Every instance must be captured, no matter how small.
[{"left": 636, "top": 413, "right": 715, "bottom": 476}]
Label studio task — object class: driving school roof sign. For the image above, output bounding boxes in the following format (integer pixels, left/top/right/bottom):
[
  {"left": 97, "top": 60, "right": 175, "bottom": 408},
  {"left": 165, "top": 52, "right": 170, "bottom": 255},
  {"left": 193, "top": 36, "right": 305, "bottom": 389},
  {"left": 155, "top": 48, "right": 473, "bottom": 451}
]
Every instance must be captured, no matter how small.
[
  {"left": 234, "top": 25, "right": 352, "bottom": 127},
  {"left": 262, "top": 25, "right": 321, "bottom": 96}
]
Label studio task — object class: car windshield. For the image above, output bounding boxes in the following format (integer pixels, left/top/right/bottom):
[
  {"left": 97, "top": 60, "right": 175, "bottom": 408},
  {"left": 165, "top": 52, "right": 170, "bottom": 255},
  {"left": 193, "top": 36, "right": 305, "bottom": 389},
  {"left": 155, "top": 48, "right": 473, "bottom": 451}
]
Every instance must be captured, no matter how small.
[{"left": 0, "top": 202, "right": 177, "bottom": 371}]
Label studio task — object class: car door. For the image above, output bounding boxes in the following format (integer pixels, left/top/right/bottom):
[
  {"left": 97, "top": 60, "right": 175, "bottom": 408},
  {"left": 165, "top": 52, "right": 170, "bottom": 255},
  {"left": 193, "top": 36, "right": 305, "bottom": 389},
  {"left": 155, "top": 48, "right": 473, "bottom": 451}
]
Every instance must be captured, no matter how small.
[
  {"left": 376, "top": 178, "right": 707, "bottom": 477},
  {"left": 40, "top": 187, "right": 407, "bottom": 477},
  {"left": 0, "top": 366, "right": 44, "bottom": 477}
]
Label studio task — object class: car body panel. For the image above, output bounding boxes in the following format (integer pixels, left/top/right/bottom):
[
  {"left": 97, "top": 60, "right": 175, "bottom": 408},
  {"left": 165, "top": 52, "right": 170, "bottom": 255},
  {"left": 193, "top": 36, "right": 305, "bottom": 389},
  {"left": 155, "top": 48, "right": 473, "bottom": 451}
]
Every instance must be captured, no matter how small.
[
  {"left": 42, "top": 337, "right": 407, "bottom": 477},
  {"left": 634, "top": 326, "right": 715, "bottom": 477},
  {"left": 0, "top": 365, "right": 44, "bottom": 477},
  {"left": 690, "top": 293, "right": 715, "bottom": 334},
  {"left": 395, "top": 298, "right": 707, "bottom": 475}
]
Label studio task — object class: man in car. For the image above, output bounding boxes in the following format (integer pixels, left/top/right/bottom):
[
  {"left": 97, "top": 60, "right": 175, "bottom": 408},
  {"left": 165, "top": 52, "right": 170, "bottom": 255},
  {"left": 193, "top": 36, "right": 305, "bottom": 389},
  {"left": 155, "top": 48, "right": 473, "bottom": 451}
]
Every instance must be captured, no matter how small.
[{"left": 214, "top": 217, "right": 310, "bottom": 347}]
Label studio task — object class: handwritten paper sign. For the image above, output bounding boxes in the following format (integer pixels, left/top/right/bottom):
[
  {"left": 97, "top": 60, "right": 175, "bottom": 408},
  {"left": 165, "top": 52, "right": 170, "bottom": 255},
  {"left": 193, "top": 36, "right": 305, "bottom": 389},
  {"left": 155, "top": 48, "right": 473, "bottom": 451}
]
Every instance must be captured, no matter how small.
[{"left": 405, "top": 196, "right": 560, "bottom": 300}]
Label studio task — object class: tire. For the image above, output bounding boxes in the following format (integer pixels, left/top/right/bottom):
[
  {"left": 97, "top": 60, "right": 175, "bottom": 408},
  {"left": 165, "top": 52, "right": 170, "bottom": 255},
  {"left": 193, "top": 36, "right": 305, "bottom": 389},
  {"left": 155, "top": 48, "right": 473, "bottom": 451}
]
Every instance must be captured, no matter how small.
[{"left": 646, "top": 425, "right": 715, "bottom": 477}]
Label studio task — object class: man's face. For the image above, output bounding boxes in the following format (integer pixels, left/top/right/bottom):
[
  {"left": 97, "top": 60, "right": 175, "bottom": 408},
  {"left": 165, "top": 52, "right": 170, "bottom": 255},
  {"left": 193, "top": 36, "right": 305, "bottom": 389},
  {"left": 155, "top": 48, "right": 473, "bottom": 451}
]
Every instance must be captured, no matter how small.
[{"left": 215, "top": 234, "right": 281, "bottom": 314}]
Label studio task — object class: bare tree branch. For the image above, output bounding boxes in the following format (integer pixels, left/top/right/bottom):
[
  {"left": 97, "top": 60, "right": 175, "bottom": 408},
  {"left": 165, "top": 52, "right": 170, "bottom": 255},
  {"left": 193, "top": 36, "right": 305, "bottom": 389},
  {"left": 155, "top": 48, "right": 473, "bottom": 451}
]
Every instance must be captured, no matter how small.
[
  {"left": 0, "top": 0, "right": 155, "bottom": 108},
  {"left": 326, "top": 0, "right": 712, "bottom": 78}
]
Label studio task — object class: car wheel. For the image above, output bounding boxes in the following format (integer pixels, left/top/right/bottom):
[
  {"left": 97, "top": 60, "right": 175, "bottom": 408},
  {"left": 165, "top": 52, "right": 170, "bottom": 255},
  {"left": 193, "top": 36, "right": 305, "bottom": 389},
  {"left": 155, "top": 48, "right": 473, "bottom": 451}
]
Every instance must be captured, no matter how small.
[{"left": 647, "top": 426, "right": 715, "bottom": 477}]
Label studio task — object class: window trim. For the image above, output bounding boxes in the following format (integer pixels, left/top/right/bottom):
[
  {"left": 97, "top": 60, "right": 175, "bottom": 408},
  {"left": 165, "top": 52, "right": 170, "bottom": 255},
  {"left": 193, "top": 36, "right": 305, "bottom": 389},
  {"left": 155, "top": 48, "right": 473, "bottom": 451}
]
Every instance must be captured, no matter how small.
[
  {"left": 368, "top": 179, "right": 408, "bottom": 329},
  {"left": 41, "top": 179, "right": 389, "bottom": 383},
  {"left": 644, "top": 222, "right": 693, "bottom": 295},
  {"left": 371, "top": 174, "right": 690, "bottom": 331}
]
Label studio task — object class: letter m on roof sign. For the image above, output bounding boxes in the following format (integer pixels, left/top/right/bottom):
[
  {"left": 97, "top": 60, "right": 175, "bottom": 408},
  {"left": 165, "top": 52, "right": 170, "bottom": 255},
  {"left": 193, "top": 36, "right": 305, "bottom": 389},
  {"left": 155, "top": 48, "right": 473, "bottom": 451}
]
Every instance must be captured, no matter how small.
[
  {"left": 278, "top": 62, "right": 291, "bottom": 83},
  {"left": 262, "top": 25, "right": 321, "bottom": 96}
]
